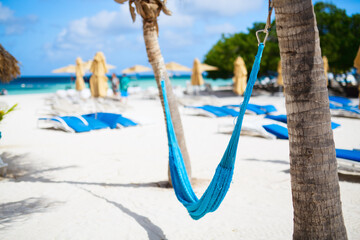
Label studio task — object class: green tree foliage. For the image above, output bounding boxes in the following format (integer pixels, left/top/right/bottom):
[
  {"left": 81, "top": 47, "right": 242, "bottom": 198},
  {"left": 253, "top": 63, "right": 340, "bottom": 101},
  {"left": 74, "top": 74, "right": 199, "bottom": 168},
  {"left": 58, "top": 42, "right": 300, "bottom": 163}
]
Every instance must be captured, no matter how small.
[
  {"left": 204, "top": 2, "right": 360, "bottom": 78},
  {"left": 315, "top": 2, "right": 360, "bottom": 73},
  {"left": 204, "top": 22, "right": 279, "bottom": 79}
]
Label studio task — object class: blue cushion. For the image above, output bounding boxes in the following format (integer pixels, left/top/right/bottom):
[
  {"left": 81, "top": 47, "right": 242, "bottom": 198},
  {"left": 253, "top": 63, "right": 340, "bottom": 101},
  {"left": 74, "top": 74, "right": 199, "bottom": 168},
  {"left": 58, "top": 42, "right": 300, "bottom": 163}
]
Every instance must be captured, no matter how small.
[
  {"left": 198, "top": 105, "right": 229, "bottom": 117},
  {"left": 329, "top": 96, "right": 352, "bottom": 106},
  {"left": 59, "top": 116, "right": 92, "bottom": 133},
  {"left": 81, "top": 116, "right": 109, "bottom": 130},
  {"left": 262, "top": 124, "right": 289, "bottom": 139},
  {"left": 265, "top": 114, "right": 287, "bottom": 123},
  {"left": 265, "top": 115, "right": 341, "bottom": 130},
  {"left": 84, "top": 112, "right": 137, "bottom": 128},
  {"left": 336, "top": 149, "right": 360, "bottom": 162}
]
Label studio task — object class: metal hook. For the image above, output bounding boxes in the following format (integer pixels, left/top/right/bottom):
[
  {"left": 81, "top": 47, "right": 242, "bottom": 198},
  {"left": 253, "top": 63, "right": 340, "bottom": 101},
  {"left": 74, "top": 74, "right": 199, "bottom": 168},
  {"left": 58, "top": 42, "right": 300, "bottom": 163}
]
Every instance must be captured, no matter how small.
[{"left": 256, "top": 29, "right": 269, "bottom": 46}]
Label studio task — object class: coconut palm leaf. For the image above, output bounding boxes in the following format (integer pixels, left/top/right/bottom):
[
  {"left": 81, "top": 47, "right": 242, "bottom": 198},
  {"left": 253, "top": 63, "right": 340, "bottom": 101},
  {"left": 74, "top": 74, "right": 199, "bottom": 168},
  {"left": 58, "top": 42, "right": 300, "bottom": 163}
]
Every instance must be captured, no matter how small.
[{"left": 114, "top": 0, "right": 171, "bottom": 33}]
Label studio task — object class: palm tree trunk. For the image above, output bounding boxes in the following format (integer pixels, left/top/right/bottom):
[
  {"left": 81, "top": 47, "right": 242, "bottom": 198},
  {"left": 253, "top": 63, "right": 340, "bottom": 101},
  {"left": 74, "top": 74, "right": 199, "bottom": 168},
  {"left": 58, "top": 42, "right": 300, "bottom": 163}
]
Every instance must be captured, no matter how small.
[
  {"left": 273, "top": 0, "right": 347, "bottom": 239},
  {"left": 142, "top": 21, "right": 192, "bottom": 182}
]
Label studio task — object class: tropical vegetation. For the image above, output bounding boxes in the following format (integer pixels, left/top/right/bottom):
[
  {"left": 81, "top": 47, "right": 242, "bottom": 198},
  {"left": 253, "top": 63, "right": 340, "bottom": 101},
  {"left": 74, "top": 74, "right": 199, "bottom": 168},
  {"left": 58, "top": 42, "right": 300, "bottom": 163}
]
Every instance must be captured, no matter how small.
[{"left": 204, "top": 2, "right": 360, "bottom": 78}]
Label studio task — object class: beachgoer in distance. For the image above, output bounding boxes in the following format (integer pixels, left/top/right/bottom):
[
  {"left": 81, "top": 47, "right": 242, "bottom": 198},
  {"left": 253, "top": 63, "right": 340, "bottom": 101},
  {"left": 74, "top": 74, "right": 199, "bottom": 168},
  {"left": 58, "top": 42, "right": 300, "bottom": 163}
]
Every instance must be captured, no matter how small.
[
  {"left": 0, "top": 89, "right": 8, "bottom": 95},
  {"left": 111, "top": 73, "right": 120, "bottom": 97},
  {"left": 120, "top": 74, "right": 130, "bottom": 103}
]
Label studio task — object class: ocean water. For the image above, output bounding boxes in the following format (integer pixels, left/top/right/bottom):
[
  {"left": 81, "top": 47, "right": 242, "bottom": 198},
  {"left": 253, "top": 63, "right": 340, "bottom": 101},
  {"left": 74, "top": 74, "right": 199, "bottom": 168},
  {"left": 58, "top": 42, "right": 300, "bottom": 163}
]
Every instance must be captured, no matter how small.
[{"left": 0, "top": 76, "right": 232, "bottom": 95}]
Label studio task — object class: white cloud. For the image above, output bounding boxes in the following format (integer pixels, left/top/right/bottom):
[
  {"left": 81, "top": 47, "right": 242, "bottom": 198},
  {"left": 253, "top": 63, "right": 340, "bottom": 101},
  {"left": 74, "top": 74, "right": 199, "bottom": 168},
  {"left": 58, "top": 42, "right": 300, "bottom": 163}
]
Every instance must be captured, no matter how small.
[
  {"left": 47, "top": 4, "right": 195, "bottom": 57},
  {"left": 158, "top": 1, "right": 194, "bottom": 29},
  {"left": 0, "top": 3, "right": 37, "bottom": 35},
  {"left": 47, "top": 7, "right": 141, "bottom": 55},
  {"left": 205, "top": 23, "right": 236, "bottom": 35},
  {"left": 182, "top": 0, "right": 263, "bottom": 16},
  {"left": 0, "top": 3, "right": 13, "bottom": 21}
]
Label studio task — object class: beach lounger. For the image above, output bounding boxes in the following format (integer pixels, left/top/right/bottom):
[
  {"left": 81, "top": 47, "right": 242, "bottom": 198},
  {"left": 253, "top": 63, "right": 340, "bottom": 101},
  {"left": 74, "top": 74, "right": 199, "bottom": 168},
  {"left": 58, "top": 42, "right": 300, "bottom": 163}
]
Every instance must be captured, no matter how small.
[
  {"left": 329, "top": 103, "right": 360, "bottom": 118},
  {"left": 265, "top": 114, "right": 341, "bottom": 129},
  {"left": 262, "top": 124, "right": 289, "bottom": 139},
  {"left": 38, "top": 116, "right": 109, "bottom": 133},
  {"left": 329, "top": 96, "right": 352, "bottom": 106},
  {"left": 225, "top": 103, "right": 277, "bottom": 115},
  {"left": 264, "top": 114, "right": 287, "bottom": 123},
  {"left": 84, "top": 112, "right": 138, "bottom": 128},
  {"left": 185, "top": 105, "right": 232, "bottom": 117},
  {"left": 262, "top": 122, "right": 340, "bottom": 140},
  {"left": 336, "top": 149, "right": 360, "bottom": 162},
  {"left": 336, "top": 149, "right": 360, "bottom": 175},
  {"left": 188, "top": 103, "right": 277, "bottom": 118},
  {"left": 38, "top": 113, "right": 137, "bottom": 133},
  {"left": 218, "top": 119, "right": 277, "bottom": 139}
]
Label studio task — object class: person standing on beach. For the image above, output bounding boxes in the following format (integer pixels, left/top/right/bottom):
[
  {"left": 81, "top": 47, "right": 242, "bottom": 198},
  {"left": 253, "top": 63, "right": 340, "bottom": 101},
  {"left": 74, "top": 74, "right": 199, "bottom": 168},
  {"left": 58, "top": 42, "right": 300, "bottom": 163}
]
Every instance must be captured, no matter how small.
[
  {"left": 111, "top": 73, "right": 119, "bottom": 97},
  {"left": 120, "top": 73, "right": 130, "bottom": 103}
]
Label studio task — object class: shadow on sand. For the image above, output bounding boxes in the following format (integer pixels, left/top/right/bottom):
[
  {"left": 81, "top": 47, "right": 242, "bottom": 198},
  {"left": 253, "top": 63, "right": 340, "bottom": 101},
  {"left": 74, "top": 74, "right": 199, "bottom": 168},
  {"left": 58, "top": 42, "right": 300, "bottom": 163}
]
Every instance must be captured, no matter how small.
[
  {"left": 80, "top": 188, "right": 167, "bottom": 240},
  {"left": 244, "top": 158, "right": 289, "bottom": 165},
  {"left": 0, "top": 152, "right": 170, "bottom": 239},
  {"left": 0, "top": 197, "right": 61, "bottom": 230}
]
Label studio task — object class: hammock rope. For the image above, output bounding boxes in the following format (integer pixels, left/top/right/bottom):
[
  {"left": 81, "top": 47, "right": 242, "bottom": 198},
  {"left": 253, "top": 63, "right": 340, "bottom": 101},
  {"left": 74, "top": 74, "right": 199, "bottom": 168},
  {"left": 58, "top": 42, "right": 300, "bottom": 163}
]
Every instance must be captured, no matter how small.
[{"left": 161, "top": 43, "right": 265, "bottom": 220}]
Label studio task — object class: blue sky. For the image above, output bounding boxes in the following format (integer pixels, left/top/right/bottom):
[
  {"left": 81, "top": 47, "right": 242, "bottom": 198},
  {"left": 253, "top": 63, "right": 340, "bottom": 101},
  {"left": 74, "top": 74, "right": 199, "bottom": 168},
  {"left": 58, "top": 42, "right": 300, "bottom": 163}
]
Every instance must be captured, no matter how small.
[{"left": 1, "top": 0, "right": 359, "bottom": 76}]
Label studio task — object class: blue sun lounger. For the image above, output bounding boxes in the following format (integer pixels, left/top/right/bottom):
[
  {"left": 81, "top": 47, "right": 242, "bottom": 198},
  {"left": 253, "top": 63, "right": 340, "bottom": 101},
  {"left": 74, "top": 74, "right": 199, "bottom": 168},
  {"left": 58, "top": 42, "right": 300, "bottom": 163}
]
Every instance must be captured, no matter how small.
[
  {"left": 336, "top": 149, "right": 360, "bottom": 163},
  {"left": 186, "top": 105, "right": 232, "bottom": 117},
  {"left": 225, "top": 103, "right": 277, "bottom": 115},
  {"left": 262, "top": 124, "right": 289, "bottom": 139},
  {"left": 38, "top": 113, "right": 137, "bottom": 133},
  {"left": 262, "top": 121, "right": 341, "bottom": 140},
  {"left": 329, "top": 96, "right": 352, "bottom": 106},
  {"left": 38, "top": 116, "right": 109, "bottom": 133},
  {"left": 84, "top": 112, "right": 138, "bottom": 128},
  {"left": 265, "top": 114, "right": 341, "bottom": 129}
]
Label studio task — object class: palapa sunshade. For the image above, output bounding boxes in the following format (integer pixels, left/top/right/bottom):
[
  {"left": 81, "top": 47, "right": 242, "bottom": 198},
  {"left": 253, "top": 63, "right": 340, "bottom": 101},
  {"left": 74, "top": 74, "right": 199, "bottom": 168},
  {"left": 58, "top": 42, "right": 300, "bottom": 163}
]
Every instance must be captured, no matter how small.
[
  {"left": 0, "top": 44, "right": 20, "bottom": 83},
  {"left": 89, "top": 52, "right": 109, "bottom": 98},
  {"left": 52, "top": 65, "right": 76, "bottom": 74},
  {"left": 165, "top": 62, "right": 191, "bottom": 72},
  {"left": 323, "top": 56, "right": 329, "bottom": 85},
  {"left": 122, "top": 65, "right": 152, "bottom": 74},
  {"left": 84, "top": 60, "right": 116, "bottom": 72},
  {"left": 191, "top": 58, "right": 204, "bottom": 86},
  {"left": 200, "top": 63, "right": 218, "bottom": 72},
  {"left": 75, "top": 57, "right": 86, "bottom": 91},
  {"left": 277, "top": 60, "right": 283, "bottom": 86},
  {"left": 233, "top": 57, "right": 248, "bottom": 95},
  {"left": 354, "top": 46, "right": 360, "bottom": 74}
]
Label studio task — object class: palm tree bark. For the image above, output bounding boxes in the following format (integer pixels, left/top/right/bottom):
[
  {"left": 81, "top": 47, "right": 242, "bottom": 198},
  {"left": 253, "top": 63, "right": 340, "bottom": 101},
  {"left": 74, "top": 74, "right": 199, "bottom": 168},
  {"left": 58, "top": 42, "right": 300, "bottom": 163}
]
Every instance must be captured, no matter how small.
[
  {"left": 142, "top": 19, "right": 192, "bottom": 182},
  {"left": 273, "top": 0, "right": 347, "bottom": 239}
]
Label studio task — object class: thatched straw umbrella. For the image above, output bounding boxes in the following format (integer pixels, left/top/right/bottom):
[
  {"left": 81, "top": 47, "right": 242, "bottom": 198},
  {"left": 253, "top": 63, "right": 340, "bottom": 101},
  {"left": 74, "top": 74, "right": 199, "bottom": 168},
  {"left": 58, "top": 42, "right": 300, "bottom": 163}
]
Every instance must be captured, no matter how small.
[
  {"left": 354, "top": 46, "right": 360, "bottom": 74},
  {"left": 191, "top": 58, "right": 204, "bottom": 86},
  {"left": 233, "top": 56, "right": 247, "bottom": 95},
  {"left": 0, "top": 44, "right": 20, "bottom": 83},
  {"left": 122, "top": 65, "right": 152, "bottom": 74},
  {"left": 89, "top": 52, "right": 109, "bottom": 98},
  {"left": 323, "top": 56, "right": 329, "bottom": 86},
  {"left": 75, "top": 57, "right": 86, "bottom": 91}
]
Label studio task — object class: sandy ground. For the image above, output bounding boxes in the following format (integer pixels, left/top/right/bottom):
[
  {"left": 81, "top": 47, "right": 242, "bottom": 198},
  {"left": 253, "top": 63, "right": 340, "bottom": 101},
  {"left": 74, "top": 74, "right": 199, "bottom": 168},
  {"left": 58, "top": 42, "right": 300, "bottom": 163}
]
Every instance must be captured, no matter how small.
[{"left": 0, "top": 90, "right": 359, "bottom": 240}]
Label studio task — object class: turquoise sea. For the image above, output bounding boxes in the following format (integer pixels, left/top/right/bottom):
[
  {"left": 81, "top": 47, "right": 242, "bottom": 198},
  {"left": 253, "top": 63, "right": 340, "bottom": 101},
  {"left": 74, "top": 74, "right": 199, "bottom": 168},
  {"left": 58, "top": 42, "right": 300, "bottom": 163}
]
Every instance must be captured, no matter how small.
[{"left": 0, "top": 76, "right": 233, "bottom": 95}]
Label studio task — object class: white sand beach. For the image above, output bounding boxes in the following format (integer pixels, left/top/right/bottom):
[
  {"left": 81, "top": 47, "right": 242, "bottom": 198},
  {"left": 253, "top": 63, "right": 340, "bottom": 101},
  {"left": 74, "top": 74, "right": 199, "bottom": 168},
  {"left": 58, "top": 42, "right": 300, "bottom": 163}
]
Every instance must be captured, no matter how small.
[{"left": 0, "top": 90, "right": 359, "bottom": 240}]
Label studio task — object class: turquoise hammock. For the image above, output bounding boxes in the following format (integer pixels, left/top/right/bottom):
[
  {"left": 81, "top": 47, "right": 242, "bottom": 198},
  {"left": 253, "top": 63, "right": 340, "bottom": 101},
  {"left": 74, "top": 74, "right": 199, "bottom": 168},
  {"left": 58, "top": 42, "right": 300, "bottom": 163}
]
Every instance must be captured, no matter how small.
[{"left": 161, "top": 43, "right": 266, "bottom": 220}]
